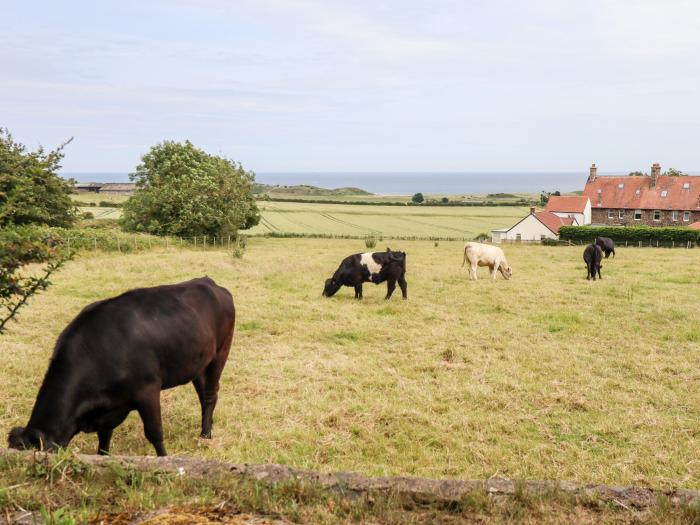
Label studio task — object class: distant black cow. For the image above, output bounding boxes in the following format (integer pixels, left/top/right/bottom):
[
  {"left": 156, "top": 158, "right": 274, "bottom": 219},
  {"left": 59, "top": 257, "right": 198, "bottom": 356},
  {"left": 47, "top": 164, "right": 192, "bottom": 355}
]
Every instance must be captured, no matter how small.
[
  {"left": 583, "top": 244, "right": 603, "bottom": 280},
  {"left": 7, "top": 277, "right": 235, "bottom": 457},
  {"left": 323, "top": 249, "right": 407, "bottom": 300},
  {"left": 595, "top": 236, "right": 615, "bottom": 258}
]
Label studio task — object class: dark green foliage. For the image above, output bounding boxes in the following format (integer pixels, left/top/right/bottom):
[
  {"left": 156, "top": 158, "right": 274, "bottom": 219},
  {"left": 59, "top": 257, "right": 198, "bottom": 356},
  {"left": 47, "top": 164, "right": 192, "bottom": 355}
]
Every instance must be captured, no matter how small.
[
  {"left": 628, "top": 171, "right": 647, "bottom": 177},
  {"left": 0, "top": 226, "right": 71, "bottom": 334},
  {"left": 559, "top": 225, "right": 700, "bottom": 244},
  {"left": 411, "top": 192, "right": 424, "bottom": 204},
  {"left": 0, "top": 128, "right": 76, "bottom": 228},
  {"left": 120, "top": 140, "right": 260, "bottom": 237},
  {"left": 664, "top": 168, "right": 686, "bottom": 177},
  {"left": 540, "top": 190, "right": 560, "bottom": 206},
  {"left": 440, "top": 197, "right": 449, "bottom": 203},
  {"left": 98, "top": 201, "right": 122, "bottom": 208}
]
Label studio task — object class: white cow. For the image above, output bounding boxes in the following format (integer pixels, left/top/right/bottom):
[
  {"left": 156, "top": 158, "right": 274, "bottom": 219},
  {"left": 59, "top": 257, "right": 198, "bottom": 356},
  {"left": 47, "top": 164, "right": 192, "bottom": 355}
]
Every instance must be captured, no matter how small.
[{"left": 462, "top": 242, "right": 512, "bottom": 281}]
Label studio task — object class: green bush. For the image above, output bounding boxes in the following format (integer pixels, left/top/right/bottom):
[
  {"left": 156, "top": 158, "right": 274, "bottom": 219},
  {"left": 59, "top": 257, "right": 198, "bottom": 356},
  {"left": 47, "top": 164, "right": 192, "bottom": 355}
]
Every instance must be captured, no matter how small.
[
  {"left": 98, "top": 201, "right": 122, "bottom": 208},
  {"left": 559, "top": 226, "right": 700, "bottom": 244},
  {"left": 364, "top": 236, "right": 377, "bottom": 249}
]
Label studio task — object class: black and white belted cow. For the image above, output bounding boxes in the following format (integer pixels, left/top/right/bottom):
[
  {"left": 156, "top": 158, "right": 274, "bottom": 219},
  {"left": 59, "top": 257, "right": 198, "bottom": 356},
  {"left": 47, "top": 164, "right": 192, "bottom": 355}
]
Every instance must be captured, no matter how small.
[{"left": 323, "top": 249, "right": 407, "bottom": 300}]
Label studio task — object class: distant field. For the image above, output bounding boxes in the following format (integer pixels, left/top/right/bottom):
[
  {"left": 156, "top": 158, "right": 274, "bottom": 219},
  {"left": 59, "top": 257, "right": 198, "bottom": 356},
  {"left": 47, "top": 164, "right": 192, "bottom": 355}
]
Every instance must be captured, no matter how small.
[
  {"left": 71, "top": 192, "right": 130, "bottom": 205},
  {"left": 248, "top": 201, "right": 530, "bottom": 238},
  {"left": 265, "top": 192, "right": 539, "bottom": 204}
]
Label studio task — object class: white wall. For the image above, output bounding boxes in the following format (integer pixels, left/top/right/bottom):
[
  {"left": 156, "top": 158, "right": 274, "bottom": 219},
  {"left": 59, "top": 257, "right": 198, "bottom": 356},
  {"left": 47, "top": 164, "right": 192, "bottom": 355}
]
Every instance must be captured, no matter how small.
[{"left": 503, "top": 214, "right": 557, "bottom": 241}]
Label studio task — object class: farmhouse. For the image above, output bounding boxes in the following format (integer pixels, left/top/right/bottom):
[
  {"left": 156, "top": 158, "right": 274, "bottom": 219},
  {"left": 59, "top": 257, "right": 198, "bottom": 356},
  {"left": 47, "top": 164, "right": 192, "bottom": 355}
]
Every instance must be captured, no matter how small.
[
  {"left": 491, "top": 207, "right": 575, "bottom": 243},
  {"left": 583, "top": 163, "right": 700, "bottom": 226},
  {"left": 491, "top": 196, "right": 591, "bottom": 243}
]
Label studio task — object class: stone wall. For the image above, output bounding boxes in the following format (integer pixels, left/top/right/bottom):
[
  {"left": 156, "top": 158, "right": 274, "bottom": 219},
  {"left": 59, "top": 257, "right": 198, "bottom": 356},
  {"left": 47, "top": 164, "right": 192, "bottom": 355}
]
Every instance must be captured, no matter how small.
[{"left": 591, "top": 208, "right": 698, "bottom": 226}]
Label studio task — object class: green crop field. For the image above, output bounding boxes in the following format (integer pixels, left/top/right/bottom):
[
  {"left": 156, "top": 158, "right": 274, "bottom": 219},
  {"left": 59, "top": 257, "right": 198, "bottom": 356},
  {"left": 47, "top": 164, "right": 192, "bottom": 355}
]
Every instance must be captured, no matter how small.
[
  {"left": 2, "top": 239, "right": 699, "bottom": 492},
  {"left": 249, "top": 201, "right": 530, "bottom": 238}
]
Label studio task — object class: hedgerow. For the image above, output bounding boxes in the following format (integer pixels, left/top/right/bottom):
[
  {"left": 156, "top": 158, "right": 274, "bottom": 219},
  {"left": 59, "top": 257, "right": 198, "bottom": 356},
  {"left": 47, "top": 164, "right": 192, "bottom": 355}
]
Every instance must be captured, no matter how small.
[{"left": 559, "top": 226, "right": 700, "bottom": 244}]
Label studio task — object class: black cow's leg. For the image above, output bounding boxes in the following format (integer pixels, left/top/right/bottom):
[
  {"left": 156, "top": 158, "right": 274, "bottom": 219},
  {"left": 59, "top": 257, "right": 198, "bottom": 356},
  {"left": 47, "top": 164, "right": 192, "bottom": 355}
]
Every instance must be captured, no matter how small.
[
  {"left": 385, "top": 279, "right": 396, "bottom": 299},
  {"left": 354, "top": 284, "right": 362, "bottom": 299},
  {"left": 398, "top": 274, "right": 408, "bottom": 299},
  {"left": 136, "top": 389, "right": 166, "bottom": 456},
  {"left": 97, "top": 428, "right": 113, "bottom": 455},
  {"left": 198, "top": 334, "right": 233, "bottom": 439}
]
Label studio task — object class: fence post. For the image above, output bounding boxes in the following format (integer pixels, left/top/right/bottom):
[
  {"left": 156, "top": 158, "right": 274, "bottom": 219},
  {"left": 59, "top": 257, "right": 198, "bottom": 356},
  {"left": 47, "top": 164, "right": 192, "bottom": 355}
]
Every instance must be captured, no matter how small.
[
  {"left": 204, "top": 235, "right": 207, "bottom": 249},
  {"left": 117, "top": 237, "right": 121, "bottom": 252},
  {"left": 228, "top": 235, "right": 231, "bottom": 250},
  {"left": 194, "top": 237, "right": 197, "bottom": 249},
  {"left": 166, "top": 237, "right": 169, "bottom": 249},
  {"left": 94, "top": 237, "right": 97, "bottom": 252}
]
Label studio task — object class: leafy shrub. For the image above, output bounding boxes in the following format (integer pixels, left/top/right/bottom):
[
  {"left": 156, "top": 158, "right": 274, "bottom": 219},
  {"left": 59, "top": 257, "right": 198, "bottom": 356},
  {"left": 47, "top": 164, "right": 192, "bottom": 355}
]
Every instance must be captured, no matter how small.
[
  {"left": 473, "top": 232, "right": 489, "bottom": 241},
  {"left": 81, "top": 211, "right": 94, "bottom": 219},
  {"left": 365, "top": 236, "right": 377, "bottom": 249},
  {"left": 559, "top": 226, "right": 700, "bottom": 244},
  {"left": 98, "top": 201, "right": 122, "bottom": 208}
]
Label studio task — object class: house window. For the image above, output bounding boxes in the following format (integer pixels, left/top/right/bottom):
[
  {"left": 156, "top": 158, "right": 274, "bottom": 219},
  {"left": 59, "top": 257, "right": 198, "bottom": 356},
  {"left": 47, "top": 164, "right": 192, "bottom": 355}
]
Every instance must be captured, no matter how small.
[
  {"left": 634, "top": 210, "right": 642, "bottom": 220},
  {"left": 653, "top": 210, "right": 661, "bottom": 221},
  {"left": 635, "top": 189, "right": 641, "bottom": 196},
  {"left": 683, "top": 211, "right": 690, "bottom": 222},
  {"left": 661, "top": 190, "right": 668, "bottom": 197},
  {"left": 618, "top": 183, "right": 624, "bottom": 189},
  {"left": 683, "top": 183, "right": 690, "bottom": 189},
  {"left": 672, "top": 211, "right": 678, "bottom": 221},
  {"left": 619, "top": 209, "right": 625, "bottom": 219},
  {"left": 608, "top": 209, "right": 614, "bottom": 219},
  {"left": 516, "top": 233, "right": 522, "bottom": 242}
]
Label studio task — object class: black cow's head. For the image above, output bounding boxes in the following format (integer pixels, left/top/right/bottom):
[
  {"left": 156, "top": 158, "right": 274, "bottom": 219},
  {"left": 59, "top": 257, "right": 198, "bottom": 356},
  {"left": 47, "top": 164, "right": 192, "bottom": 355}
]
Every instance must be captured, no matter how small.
[
  {"left": 323, "top": 277, "right": 342, "bottom": 297},
  {"left": 7, "top": 427, "right": 51, "bottom": 451}
]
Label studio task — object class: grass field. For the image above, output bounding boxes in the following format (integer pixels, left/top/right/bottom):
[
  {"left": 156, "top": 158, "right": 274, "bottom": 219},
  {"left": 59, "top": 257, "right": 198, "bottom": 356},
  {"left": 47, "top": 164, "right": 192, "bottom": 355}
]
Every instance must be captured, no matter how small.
[
  {"left": 248, "top": 201, "right": 530, "bottom": 238},
  {"left": 2, "top": 239, "right": 699, "bottom": 492}
]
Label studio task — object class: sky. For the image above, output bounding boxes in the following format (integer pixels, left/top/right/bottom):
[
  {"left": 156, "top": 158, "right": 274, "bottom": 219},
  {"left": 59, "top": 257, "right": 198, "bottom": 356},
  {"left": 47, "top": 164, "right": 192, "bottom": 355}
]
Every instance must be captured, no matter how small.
[{"left": 2, "top": 0, "right": 700, "bottom": 175}]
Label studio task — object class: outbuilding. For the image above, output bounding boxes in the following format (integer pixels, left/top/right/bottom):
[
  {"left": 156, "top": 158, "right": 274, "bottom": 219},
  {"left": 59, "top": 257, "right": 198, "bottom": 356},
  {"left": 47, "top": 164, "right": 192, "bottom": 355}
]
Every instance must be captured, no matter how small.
[{"left": 491, "top": 208, "right": 574, "bottom": 243}]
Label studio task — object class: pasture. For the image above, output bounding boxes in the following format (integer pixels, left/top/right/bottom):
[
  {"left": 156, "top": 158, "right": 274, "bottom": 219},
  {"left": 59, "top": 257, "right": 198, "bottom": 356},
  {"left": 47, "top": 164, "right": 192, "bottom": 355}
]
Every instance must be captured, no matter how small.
[
  {"left": 2, "top": 238, "right": 699, "bottom": 491},
  {"left": 248, "top": 201, "right": 530, "bottom": 238}
]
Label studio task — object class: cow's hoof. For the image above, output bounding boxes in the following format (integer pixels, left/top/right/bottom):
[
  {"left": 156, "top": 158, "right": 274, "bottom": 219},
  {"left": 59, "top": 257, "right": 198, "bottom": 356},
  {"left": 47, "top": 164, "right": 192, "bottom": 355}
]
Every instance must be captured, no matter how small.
[{"left": 200, "top": 432, "right": 212, "bottom": 439}]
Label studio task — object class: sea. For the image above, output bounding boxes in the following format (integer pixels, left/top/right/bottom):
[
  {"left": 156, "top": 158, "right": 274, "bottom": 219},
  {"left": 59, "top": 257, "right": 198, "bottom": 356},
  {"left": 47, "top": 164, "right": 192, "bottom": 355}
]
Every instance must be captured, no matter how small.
[{"left": 63, "top": 171, "right": 604, "bottom": 194}]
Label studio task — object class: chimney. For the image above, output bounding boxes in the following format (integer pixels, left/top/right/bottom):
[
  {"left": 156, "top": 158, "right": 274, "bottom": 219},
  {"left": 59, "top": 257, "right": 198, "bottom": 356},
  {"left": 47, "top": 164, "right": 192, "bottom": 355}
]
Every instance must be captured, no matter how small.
[
  {"left": 651, "top": 163, "right": 661, "bottom": 188},
  {"left": 530, "top": 207, "right": 535, "bottom": 215},
  {"left": 588, "top": 163, "right": 597, "bottom": 182}
]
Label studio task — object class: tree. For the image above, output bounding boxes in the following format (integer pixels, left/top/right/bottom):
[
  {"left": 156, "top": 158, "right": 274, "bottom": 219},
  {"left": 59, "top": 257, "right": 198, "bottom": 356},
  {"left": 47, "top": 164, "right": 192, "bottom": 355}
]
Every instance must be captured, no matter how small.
[
  {"left": 120, "top": 141, "right": 260, "bottom": 237},
  {"left": 540, "top": 190, "right": 560, "bottom": 206},
  {"left": 664, "top": 168, "right": 686, "bottom": 177},
  {"left": 0, "top": 226, "right": 71, "bottom": 334},
  {"left": 0, "top": 128, "right": 76, "bottom": 227},
  {"left": 411, "top": 192, "right": 424, "bottom": 204},
  {"left": 628, "top": 171, "right": 647, "bottom": 177},
  {"left": 441, "top": 197, "right": 449, "bottom": 203}
]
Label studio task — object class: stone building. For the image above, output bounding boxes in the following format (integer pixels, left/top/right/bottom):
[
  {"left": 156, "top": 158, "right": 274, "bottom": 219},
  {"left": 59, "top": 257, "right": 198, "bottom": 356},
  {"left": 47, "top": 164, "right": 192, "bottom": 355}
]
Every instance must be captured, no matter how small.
[{"left": 583, "top": 163, "right": 700, "bottom": 226}]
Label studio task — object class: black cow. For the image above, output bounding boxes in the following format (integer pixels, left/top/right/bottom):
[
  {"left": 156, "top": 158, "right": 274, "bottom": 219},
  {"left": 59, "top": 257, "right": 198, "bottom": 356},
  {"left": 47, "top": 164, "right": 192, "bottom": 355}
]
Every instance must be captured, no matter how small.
[
  {"left": 583, "top": 244, "right": 603, "bottom": 280},
  {"left": 7, "top": 277, "right": 235, "bottom": 457},
  {"left": 323, "top": 249, "right": 407, "bottom": 300},
  {"left": 595, "top": 236, "right": 615, "bottom": 258}
]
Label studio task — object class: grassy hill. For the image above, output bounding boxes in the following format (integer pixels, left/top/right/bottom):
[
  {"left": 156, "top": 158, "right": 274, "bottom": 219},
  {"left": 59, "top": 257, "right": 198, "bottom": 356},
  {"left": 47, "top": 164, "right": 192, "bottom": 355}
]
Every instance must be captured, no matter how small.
[{"left": 254, "top": 183, "right": 372, "bottom": 197}]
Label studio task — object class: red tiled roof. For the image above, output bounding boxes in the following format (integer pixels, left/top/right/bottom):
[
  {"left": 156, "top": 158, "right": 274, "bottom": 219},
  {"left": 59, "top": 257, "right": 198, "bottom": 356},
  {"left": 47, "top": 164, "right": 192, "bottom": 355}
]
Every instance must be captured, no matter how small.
[
  {"left": 534, "top": 211, "right": 574, "bottom": 234},
  {"left": 689, "top": 221, "right": 700, "bottom": 230},
  {"left": 583, "top": 176, "right": 700, "bottom": 210},
  {"left": 545, "top": 195, "right": 589, "bottom": 213}
]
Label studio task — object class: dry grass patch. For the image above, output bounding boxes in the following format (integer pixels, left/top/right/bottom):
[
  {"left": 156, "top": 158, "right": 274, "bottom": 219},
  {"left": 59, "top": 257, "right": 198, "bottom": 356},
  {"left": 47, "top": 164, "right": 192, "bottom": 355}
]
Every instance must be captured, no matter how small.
[{"left": 1, "top": 239, "right": 699, "bottom": 490}]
